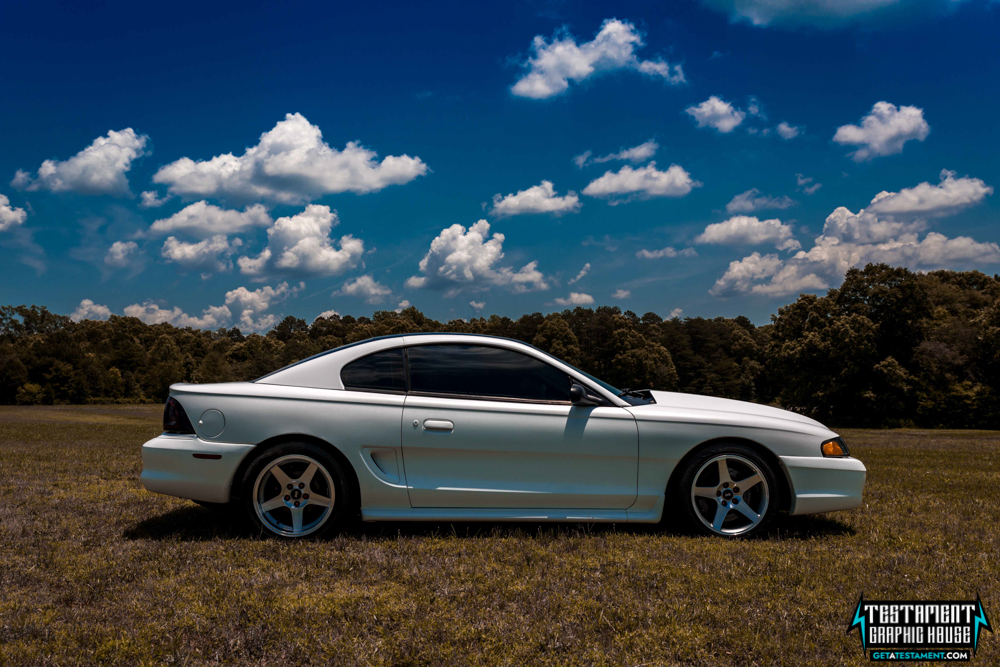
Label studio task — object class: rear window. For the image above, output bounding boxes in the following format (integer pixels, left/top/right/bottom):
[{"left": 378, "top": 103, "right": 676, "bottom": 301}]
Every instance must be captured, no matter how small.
[{"left": 340, "top": 348, "right": 406, "bottom": 393}]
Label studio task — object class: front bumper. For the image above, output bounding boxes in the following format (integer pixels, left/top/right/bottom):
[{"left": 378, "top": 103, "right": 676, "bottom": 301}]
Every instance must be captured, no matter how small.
[
  {"left": 780, "top": 455, "right": 866, "bottom": 515},
  {"left": 140, "top": 434, "right": 255, "bottom": 503}
]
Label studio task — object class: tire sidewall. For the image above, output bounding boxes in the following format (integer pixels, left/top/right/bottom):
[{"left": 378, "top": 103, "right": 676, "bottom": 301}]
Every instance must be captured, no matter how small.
[
  {"left": 240, "top": 442, "right": 350, "bottom": 539},
  {"left": 675, "top": 442, "right": 780, "bottom": 538}
]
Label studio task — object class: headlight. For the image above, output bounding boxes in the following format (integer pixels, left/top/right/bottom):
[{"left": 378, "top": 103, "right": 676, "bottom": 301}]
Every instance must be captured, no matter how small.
[{"left": 821, "top": 437, "right": 849, "bottom": 457}]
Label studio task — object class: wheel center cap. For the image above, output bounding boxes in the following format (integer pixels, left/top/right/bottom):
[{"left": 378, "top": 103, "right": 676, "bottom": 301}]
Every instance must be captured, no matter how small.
[
  {"left": 290, "top": 489, "right": 302, "bottom": 500},
  {"left": 722, "top": 489, "right": 734, "bottom": 500}
]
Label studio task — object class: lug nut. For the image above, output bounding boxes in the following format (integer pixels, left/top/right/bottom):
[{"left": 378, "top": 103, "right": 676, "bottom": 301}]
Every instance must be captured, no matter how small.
[
  {"left": 299, "top": 483, "right": 305, "bottom": 489},
  {"left": 716, "top": 490, "right": 721, "bottom": 497},
  {"left": 733, "top": 498, "right": 740, "bottom": 505},
  {"left": 284, "top": 495, "right": 290, "bottom": 501},
  {"left": 287, "top": 484, "right": 293, "bottom": 490},
  {"left": 733, "top": 487, "right": 739, "bottom": 493},
  {"left": 303, "top": 493, "right": 309, "bottom": 499},
  {"left": 722, "top": 501, "right": 728, "bottom": 507},
  {"left": 294, "top": 501, "right": 300, "bottom": 507},
  {"left": 723, "top": 482, "right": 729, "bottom": 488}
]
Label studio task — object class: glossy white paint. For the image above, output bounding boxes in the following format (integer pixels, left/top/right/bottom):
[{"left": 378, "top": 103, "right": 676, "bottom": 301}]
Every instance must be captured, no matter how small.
[{"left": 140, "top": 333, "right": 867, "bottom": 523}]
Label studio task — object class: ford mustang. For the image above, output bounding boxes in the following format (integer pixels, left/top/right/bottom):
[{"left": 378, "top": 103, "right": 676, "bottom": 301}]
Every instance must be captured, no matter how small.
[{"left": 140, "top": 333, "right": 866, "bottom": 538}]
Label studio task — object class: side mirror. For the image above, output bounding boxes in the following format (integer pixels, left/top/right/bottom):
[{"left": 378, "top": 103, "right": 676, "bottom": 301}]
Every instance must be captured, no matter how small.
[{"left": 570, "top": 383, "right": 597, "bottom": 406}]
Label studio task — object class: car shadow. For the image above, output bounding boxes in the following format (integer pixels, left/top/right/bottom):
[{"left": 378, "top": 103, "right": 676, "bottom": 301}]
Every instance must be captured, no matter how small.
[{"left": 124, "top": 504, "right": 855, "bottom": 542}]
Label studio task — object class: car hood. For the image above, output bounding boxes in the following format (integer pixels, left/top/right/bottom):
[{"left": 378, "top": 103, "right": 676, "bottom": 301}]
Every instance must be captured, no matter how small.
[{"left": 627, "top": 390, "right": 829, "bottom": 433}]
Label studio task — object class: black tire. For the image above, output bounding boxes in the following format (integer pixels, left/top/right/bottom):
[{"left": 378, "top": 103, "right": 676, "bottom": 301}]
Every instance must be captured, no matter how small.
[
  {"left": 239, "top": 441, "right": 352, "bottom": 539},
  {"left": 674, "top": 442, "right": 780, "bottom": 538}
]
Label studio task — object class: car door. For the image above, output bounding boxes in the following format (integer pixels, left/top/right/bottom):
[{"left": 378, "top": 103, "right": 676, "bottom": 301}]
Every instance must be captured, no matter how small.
[{"left": 400, "top": 343, "right": 638, "bottom": 509}]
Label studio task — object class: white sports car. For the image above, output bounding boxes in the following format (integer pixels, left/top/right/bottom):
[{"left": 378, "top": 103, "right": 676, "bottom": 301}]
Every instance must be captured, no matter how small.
[{"left": 140, "top": 333, "right": 866, "bottom": 538}]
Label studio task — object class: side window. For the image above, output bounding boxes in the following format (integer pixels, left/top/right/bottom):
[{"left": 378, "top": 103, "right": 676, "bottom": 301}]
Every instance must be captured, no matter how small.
[
  {"left": 341, "top": 348, "right": 406, "bottom": 393},
  {"left": 407, "top": 344, "right": 571, "bottom": 402}
]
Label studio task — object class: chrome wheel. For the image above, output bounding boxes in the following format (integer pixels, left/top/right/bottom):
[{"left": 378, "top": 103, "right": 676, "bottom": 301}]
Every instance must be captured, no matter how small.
[
  {"left": 690, "top": 454, "right": 769, "bottom": 536},
  {"left": 252, "top": 454, "right": 335, "bottom": 537}
]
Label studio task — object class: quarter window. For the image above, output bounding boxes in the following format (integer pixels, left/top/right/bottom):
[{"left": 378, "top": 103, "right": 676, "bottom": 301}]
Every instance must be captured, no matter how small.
[
  {"left": 340, "top": 348, "right": 406, "bottom": 393},
  {"left": 406, "top": 344, "right": 571, "bottom": 402}
]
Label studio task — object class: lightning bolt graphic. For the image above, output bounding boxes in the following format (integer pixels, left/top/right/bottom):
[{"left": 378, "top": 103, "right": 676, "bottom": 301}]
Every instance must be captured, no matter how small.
[
  {"left": 973, "top": 594, "right": 993, "bottom": 655},
  {"left": 847, "top": 594, "right": 867, "bottom": 652}
]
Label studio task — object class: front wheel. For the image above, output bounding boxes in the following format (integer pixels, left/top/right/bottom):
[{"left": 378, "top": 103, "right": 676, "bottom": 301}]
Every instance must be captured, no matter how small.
[
  {"left": 239, "top": 442, "right": 351, "bottom": 539},
  {"left": 675, "top": 443, "right": 779, "bottom": 538}
]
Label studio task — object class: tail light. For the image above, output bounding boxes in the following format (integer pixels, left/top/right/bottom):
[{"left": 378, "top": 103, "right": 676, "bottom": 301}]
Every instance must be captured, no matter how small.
[{"left": 163, "top": 396, "right": 195, "bottom": 434}]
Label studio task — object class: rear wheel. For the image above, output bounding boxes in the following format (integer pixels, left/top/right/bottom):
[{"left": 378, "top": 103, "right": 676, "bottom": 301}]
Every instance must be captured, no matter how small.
[
  {"left": 239, "top": 442, "right": 351, "bottom": 539},
  {"left": 675, "top": 443, "right": 779, "bottom": 538}
]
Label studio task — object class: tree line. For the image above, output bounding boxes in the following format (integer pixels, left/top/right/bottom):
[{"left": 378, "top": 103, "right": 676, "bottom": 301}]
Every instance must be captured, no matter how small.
[{"left": 2, "top": 263, "right": 999, "bottom": 428}]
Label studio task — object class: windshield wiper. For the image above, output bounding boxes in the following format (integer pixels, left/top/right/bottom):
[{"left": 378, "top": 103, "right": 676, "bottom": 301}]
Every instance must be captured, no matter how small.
[{"left": 619, "top": 388, "right": 648, "bottom": 398}]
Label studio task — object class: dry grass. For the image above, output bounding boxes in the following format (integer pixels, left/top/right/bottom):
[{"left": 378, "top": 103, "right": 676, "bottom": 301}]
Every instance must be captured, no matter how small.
[{"left": 0, "top": 407, "right": 997, "bottom": 666}]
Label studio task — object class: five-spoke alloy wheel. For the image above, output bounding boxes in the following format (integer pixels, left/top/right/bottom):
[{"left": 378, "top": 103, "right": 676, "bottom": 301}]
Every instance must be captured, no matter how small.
[
  {"left": 675, "top": 443, "right": 779, "bottom": 537},
  {"left": 240, "top": 442, "right": 351, "bottom": 539}
]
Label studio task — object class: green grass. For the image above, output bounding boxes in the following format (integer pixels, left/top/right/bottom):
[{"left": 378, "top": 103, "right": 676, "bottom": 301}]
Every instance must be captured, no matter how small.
[{"left": 0, "top": 407, "right": 997, "bottom": 666}]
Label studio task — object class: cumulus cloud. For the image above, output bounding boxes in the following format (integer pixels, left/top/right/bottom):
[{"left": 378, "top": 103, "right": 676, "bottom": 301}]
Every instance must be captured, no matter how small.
[
  {"left": 124, "top": 302, "right": 232, "bottom": 329},
  {"left": 315, "top": 309, "right": 339, "bottom": 321},
  {"left": 152, "top": 113, "right": 428, "bottom": 205},
  {"left": 726, "top": 188, "right": 796, "bottom": 214},
  {"left": 405, "top": 220, "right": 549, "bottom": 296},
  {"left": 149, "top": 202, "right": 271, "bottom": 237},
  {"left": 224, "top": 281, "right": 304, "bottom": 330},
  {"left": 470, "top": 300, "right": 486, "bottom": 311},
  {"left": 335, "top": 275, "right": 392, "bottom": 303},
  {"left": 490, "top": 181, "right": 581, "bottom": 218},
  {"left": 710, "top": 173, "right": 999, "bottom": 298},
  {"left": 104, "top": 241, "right": 140, "bottom": 268},
  {"left": 238, "top": 205, "right": 364, "bottom": 279},
  {"left": 698, "top": 0, "right": 930, "bottom": 27},
  {"left": 796, "top": 173, "right": 822, "bottom": 195},
  {"left": 574, "top": 140, "right": 658, "bottom": 168},
  {"left": 70, "top": 299, "right": 112, "bottom": 322},
  {"left": 395, "top": 300, "right": 411, "bottom": 313},
  {"left": 0, "top": 194, "right": 28, "bottom": 232},
  {"left": 833, "top": 102, "right": 930, "bottom": 161},
  {"left": 582, "top": 162, "right": 699, "bottom": 204},
  {"left": 161, "top": 235, "right": 242, "bottom": 274},
  {"left": 696, "top": 215, "right": 800, "bottom": 251},
  {"left": 612, "top": 289, "right": 631, "bottom": 299},
  {"left": 554, "top": 292, "right": 595, "bottom": 306},
  {"left": 636, "top": 246, "right": 698, "bottom": 259},
  {"left": 866, "top": 169, "right": 992, "bottom": 219},
  {"left": 12, "top": 128, "right": 147, "bottom": 196},
  {"left": 568, "top": 263, "right": 591, "bottom": 285},
  {"left": 776, "top": 122, "right": 800, "bottom": 140},
  {"left": 685, "top": 96, "right": 746, "bottom": 133},
  {"left": 510, "top": 19, "right": 684, "bottom": 100},
  {"left": 669, "top": 307, "right": 684, "bottom": 318},
  {"left": 139, "top": 191, "right": 172, "bottom": 208}
]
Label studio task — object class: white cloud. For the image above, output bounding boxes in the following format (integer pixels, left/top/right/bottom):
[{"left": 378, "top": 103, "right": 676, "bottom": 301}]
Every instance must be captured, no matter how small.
[
  {"left": 238, "top": 205, "right": 364, "bottom": 279},
  {"left": 470, "top": 300, "right": 486, "bottom": 311},
  {"left": 139, "top": 191, "right": 172, "bottom": 208},
  {"left": 554, "top": 292, "right": 595, "bottom": 306},
  {"left": 70, "top": 299, "right": 112, "bottom": 322},
  {"left": 161, "top": 235, "right": 242, "bottom": 274},
  {"left": 685, "top": 96, "right": 746, "bottom": 133},
  {"left": 866, "top": 169, "right": 992, "bottom": 219},
  {"left": 636, "top": 246, "right": 698, "bottom": 259},
  {"left": 12, "top": 128, "right": 147, "bottom": 196},
  {"left": 568, "top": 262, "right": 591, "bottom": 285},
  {"left": 315, "top": 309, "right": 339, "bottom": 321},
  {"left": 395, "top": 299, "right": 411, "bottom": 313},
  {"left": 224, "top": 281, "right": 304, "bottom": 330},
  {"left": 152, "top": 113, "right": 428, "bottom": 204},
  {"left": 510, "top": 19, "right": 684, "bottom": 100},
  {"left": 574, "top": 140, "right": 658, "bottom": 168},
  {"left": 726, "top": 188, "right": 796, "bottom": 214},
  {"left": 776, "top": 122, "right": 800, "bottom": 140},
  {"left": 696, "top": 215, "right": 800, "bottom": 251},
  {"left": 405, "top": 220, "right": 549, "bottom": 296},
  {"left": 149, "top": 202, "right": 271, "bottom": 237},
  {"left": 796, "top": 173, "right": 822, "bottom": 195},
  {"left": 698, "top": 0, "right": 922, "bottom": 27},
  {"left": 335, "top": 275, "right": 392, "bottom": 304},
  {"left": 490, "top": 180, "right": 581, "bottom": 218},
  {"left": 104, "top": 240, "right": 140, "bottom": 268},
  {"left": 0, "top": 194, "right": 27, "bottom": 232},
  {"left": 612, "top": 289, "right": 631, "bottom": 299},
  {"left": 582, "top": 162, "right": 700, "bottom": 204},
  {"left": 124, "top": 302, "right": 232, "bottom": 329},
  {"left": 833, "top": 102, "right": 930, "bottom": 161},
  {"left": 669, "top": 308, "right": 684, "bottom": 319}
]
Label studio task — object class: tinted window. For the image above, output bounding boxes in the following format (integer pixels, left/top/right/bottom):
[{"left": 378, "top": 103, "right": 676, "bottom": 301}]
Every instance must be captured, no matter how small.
[
  {"left": 407, "top": 344, "right": 571, "bottom": 402},
  {"left": 341, "top": 348, "right": 406, "bottom": 393}
]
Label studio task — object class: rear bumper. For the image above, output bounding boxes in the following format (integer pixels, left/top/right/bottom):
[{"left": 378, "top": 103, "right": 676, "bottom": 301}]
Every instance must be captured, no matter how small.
[
  {"left": 780, "top": 455, "right": 866, "bottom": 515},
  {"left": 140, "top": 434, "right": 255, "bottom": 503}
]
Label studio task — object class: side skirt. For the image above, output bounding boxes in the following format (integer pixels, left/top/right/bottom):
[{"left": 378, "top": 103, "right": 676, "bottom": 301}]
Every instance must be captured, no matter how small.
[{"left": 360, "top": 496, "right": 666, "bottom": 524}]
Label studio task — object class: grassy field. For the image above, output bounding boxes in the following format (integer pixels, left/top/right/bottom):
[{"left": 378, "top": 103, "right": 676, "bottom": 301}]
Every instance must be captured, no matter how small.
[{"left": 0, "top": 406, "right": 997, "bottom": 666}]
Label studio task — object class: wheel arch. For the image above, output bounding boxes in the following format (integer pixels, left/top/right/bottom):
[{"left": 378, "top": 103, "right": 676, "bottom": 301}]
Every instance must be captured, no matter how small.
[
  {"left": 665, "top": 436, "right": 792, "bottom": 512},
  {"left": 230, "top": 433, "right": 362, "bottom": 517}
]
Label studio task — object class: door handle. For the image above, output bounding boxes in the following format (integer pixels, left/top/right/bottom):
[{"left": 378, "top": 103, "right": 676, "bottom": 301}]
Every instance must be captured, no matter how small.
[{"left": 423, "top": 419, "right": 454, "bottom": 432}]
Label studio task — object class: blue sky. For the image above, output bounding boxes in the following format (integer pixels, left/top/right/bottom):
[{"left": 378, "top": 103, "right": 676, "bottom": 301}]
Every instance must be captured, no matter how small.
[{"left": 1, "top": 0, "right": 998, "bottom": 329}]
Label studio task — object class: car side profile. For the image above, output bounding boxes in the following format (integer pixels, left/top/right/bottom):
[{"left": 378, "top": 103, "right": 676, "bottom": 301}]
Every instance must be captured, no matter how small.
[{"left": 140, "top": 333, "right": 866, "bottom": 538}]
